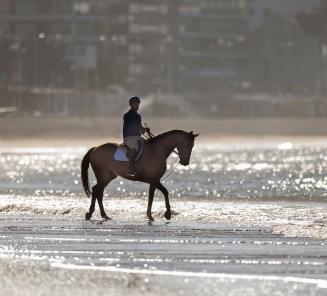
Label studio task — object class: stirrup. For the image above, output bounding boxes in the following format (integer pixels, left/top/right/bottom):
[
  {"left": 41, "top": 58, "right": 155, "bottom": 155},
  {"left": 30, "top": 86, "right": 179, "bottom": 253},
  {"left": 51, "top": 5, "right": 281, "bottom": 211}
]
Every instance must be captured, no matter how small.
[{"left": 126, "top": 168, "right": 137, "bottom": 177}]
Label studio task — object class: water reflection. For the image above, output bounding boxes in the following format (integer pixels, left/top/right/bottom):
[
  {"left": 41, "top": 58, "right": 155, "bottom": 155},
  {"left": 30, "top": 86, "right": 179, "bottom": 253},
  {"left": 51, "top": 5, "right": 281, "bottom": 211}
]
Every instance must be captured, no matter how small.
[{"left": 1, "top": 144, "right": 327, "bottom": 200}]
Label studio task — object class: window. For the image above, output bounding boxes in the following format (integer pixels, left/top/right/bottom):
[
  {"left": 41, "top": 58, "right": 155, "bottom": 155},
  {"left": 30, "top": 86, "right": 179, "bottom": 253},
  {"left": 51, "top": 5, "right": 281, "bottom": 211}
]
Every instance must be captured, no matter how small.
[
  {"left": 130, "top": 44, "right": 143, "bottom": 54},
  {"left": 159, "top": 5, "right": 168, "bottom": 14},
  {"left": 38, "top": 22, "right": 52, "bottom": 34},
  {"left": 129, "top": 64, "right": 142, "bottom": 74},
  {"left": 15, "top": 1, "right": 37, "bottom": 14},
  {"left": 76, "top": 22, "right": 94, "bottom": 35},
  {"left": 38, "top": 0, "right": 53, "bottom": 14},
  {"left": 53, "top": 23, "right": 71, "bottom": 35},
  {"left": 130, "top": 24, "right": 141, "bottom": 34},
  {"left": 0, "top": 2, "right": 10, "bottom": 14},
  {"left": 129, "top": 4, "right": 140, "bottom": 14},
  {"left": 14, "top": 23, "right": 36, "bottom": 36},
  {"left": 73, "top": 2, "right": 90, "bottom": 14},
  {"left": 54, "top": 2, "right": 72, "bottom": 14}
]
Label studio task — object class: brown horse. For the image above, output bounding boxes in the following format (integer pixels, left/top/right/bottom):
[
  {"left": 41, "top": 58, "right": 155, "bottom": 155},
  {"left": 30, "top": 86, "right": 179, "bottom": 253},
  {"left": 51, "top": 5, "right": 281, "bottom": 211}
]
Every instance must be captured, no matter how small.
[{"left": 81, "top": 130, "right": 198, "bottom": 221}]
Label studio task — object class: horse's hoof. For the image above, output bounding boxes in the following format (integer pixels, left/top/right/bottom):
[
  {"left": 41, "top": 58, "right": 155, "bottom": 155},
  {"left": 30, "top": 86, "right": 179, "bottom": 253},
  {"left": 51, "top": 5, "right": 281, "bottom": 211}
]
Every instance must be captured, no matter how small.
[
  {"left": 101, "top": 214, "right": 111, "bottom": 221},
  {"left": 164, "top": 211, "right": 171, "bottom": 220},
  {"left": 85, "top": 212, "right": 92, "bottom": 220},
  {"left": 147, "top": 215, "right": 154, "bottom": 222}
]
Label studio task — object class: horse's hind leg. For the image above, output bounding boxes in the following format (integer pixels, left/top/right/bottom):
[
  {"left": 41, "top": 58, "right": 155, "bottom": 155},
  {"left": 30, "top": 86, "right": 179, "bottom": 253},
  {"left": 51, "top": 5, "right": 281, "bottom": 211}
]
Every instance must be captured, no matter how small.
[
  {"left": 85, "top": 187, "right": 97, "bottom": 220},
  {"left": 96, "top": 171, "right": 117, "bottom": 220},
  {"left": 85, "top": 171, "right": 116, "bottom": 221},
  {"left": 156, "top": 182, "right": 171, "bottom": 220}
]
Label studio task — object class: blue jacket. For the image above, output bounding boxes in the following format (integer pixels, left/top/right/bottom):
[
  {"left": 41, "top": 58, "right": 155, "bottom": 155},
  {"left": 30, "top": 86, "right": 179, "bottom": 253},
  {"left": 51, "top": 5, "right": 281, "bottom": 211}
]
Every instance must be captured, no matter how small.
[{"left": 123, "top": 110, "right": 142, "bottom": 137}]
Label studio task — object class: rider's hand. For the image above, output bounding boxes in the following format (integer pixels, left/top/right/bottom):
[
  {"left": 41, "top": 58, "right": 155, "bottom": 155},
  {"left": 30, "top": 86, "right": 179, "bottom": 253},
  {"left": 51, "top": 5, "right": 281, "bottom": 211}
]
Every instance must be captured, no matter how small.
[
  {"left": 141, "top": 127, "right": 147, "bottom": 134},
  {"left": 146, "top": 127, "right": 150, "bottom": 133}
]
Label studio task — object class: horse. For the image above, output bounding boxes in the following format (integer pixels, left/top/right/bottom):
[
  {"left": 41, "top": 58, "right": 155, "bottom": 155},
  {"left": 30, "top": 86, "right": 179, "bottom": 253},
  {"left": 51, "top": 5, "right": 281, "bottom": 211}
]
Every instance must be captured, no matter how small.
[{"left": 81, "top": 130, "right": 199, "bottom": 222}]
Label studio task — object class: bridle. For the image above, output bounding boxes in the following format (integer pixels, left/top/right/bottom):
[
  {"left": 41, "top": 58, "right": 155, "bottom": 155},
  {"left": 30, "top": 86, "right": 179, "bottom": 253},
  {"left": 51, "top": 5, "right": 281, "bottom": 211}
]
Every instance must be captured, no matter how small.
[
  {"left": 143, "top": 126, "right": 190, "bottom": 159},
  {"left": 143, "top": 126, "right": 193, "bottom": 181}
]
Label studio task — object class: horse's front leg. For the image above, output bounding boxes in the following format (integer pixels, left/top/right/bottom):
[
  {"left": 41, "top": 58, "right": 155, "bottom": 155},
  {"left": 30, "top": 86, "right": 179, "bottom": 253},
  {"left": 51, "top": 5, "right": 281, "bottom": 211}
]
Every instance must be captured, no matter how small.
[
  {"left": 156, "top": 182, "right": 171, "bottom": 220},
  {"left": 147, "top": 183, "right": 156, "bottom": 221}
]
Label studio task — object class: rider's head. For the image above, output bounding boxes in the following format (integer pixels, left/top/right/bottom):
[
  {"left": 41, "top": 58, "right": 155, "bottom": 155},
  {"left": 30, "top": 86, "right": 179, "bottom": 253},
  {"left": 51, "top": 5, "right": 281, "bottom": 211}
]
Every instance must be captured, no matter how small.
[{"left": 129, "top": 96, "right": 141, "bottom": 111}]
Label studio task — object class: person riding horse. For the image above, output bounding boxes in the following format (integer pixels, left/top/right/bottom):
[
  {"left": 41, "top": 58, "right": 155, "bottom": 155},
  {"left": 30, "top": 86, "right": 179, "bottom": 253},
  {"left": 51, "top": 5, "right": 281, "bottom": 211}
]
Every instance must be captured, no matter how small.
[
  {"left": 81, "top": 97, "right": 198, "bottom": 221},
  {"left": 123, "top": 96, "right": 150, "bottom": 176}
]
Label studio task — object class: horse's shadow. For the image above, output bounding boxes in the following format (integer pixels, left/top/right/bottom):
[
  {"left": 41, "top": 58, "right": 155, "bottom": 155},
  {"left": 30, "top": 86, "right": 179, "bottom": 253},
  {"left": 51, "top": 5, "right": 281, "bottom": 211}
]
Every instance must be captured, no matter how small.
[
  {"left": 87, "top": 218, "right": 172, "bottom": 226},
  {"left": 89, "top": 219, "right": 107, "bottom": 225}
]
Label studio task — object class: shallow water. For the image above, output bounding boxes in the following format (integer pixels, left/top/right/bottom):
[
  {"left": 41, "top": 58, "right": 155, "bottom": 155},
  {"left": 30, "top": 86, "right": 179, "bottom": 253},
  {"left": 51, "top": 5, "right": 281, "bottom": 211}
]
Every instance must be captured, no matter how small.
[
  {"left": 0, "top": 143, "right": 327, "bottom": 238},
  {"left": 1, "top": 143, "right": 327, "bottom": 201},
  {"left": 1, "top": 142, "right": 327, "bottom": 295}
]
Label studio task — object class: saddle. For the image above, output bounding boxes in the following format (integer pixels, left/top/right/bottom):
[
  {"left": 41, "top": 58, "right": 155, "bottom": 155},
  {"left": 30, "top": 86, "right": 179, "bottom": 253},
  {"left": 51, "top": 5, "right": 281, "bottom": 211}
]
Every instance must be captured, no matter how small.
[{"left": 113, "top": 141, "right": 144, "bottom": 162}]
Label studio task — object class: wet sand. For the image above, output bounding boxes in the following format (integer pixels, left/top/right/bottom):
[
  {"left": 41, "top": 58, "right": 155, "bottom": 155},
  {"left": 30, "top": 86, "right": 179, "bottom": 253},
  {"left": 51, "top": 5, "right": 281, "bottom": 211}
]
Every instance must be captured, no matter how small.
[
  {"left": 1, "top": 258, "right": 325, "bottom": 296},
  {"left": 0, "top": 214, "right": 327, "bottom": 296}
]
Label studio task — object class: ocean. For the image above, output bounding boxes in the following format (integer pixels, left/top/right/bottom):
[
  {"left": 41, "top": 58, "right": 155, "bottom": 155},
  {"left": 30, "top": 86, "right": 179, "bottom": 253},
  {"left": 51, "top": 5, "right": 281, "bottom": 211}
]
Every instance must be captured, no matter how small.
[{"left": 0, "top": 141, "right": 327, "bottom": 295}]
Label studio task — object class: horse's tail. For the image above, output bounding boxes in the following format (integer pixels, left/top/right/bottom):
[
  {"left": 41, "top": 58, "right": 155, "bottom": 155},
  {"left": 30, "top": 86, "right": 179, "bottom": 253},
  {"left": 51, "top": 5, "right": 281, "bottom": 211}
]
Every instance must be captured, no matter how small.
[{"left": 81, "top": 147, "right": 95, "bottom": 197}]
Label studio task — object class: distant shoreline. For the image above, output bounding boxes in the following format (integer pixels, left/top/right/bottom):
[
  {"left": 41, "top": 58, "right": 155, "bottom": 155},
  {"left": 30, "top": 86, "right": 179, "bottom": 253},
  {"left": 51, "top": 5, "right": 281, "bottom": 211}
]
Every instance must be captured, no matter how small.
[{"left": 1, "top": 116, "right": 327, "bottom": 146}]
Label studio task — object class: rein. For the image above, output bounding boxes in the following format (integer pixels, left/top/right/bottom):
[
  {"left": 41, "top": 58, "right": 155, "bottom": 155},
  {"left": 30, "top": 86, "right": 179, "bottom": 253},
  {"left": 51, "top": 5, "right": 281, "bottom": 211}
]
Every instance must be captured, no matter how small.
[
  {"left": 161, "top": 157, "right": 180, "bottom": 181},
  {"left": 143, "top": 128, "right": 185, "bottom": 181},
  {"left": 144, "top": 130, "right": 186, "bottom": 157}
]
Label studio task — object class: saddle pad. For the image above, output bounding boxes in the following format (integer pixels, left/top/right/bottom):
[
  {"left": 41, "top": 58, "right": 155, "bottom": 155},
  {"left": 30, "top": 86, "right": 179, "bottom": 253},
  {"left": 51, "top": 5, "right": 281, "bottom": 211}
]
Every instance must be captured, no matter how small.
[
  {"left": 113, "top": 143, "right": 144, "bottom": 162},
  {"left": 114, "top": 146, "right": 129, "bottom": 161}
]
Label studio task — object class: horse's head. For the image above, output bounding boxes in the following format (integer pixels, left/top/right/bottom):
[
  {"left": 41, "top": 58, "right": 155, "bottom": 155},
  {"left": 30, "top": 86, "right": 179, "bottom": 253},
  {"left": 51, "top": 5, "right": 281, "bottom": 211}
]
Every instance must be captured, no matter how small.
[{"left": 177, "top": 131, "right": 199, "bottom": 166}]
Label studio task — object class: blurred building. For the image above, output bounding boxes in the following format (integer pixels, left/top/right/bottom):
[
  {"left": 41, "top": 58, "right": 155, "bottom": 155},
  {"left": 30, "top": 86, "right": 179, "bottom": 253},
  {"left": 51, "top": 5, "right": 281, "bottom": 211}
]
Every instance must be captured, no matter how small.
[
  {"left": 0, "top": 0, "right": 128, "bottom": 91},
  {"left": 251, "top": 0, "right": 322, "bottom": 29},
  {"left": 242, "top": 15, "right": 321, "bottom": 94},
  {"left": 1, "top": 0, "right": 326, "bottom": 117},
  {"left": 0, "top": 0, "right": 255, "bottom": 95},
  {"left": 127, "top": 0, "right": 255, "bottom": 94},
  {"left": 127, "top": 0, "right": 177, "bottom": 94},
  {"left": 176, "top": 0, "right": 254, "bottom": 93}
]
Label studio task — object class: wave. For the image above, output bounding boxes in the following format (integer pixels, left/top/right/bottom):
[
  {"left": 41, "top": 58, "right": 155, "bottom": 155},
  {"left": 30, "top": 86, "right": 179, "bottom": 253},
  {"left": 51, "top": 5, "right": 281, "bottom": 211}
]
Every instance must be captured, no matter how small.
[
  {"left": 0, "top": 204, "right": 85, "bottom": 216},
  {"left": 0, "top": 202, "right": 179, "bottom": 221},
  {"left": 1, "top": 199, "right": 327, "bottom": 240}
]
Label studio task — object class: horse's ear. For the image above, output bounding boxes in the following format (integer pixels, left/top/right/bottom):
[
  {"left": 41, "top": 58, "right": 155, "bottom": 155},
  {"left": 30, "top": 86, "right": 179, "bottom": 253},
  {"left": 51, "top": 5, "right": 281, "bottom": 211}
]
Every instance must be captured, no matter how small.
[{"left": 190, "top": 131, "right": 199, "bottom": 137}]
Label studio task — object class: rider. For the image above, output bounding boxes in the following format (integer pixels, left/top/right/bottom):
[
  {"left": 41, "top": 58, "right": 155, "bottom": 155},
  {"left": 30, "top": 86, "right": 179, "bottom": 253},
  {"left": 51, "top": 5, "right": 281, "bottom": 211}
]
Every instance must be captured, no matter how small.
[{"left": 123, "top": 96, "right": 149, "bottom": 176}]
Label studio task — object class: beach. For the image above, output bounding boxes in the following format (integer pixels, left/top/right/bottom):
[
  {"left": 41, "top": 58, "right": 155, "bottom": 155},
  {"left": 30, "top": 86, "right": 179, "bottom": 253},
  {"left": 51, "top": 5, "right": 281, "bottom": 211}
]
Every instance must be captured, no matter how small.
[
  {"left": 1, "top": 214, "right": 327, "bottom": 296},
  {"left": 0, "top": 117, "right": 327, "bottom": 295}
]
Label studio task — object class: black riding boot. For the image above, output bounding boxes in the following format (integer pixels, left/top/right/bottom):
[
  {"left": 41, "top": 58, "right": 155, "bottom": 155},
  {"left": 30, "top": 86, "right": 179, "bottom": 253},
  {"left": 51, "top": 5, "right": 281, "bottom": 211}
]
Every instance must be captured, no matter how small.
[{"left": 126, "top": 149, "right": 138, "bottom": 177}]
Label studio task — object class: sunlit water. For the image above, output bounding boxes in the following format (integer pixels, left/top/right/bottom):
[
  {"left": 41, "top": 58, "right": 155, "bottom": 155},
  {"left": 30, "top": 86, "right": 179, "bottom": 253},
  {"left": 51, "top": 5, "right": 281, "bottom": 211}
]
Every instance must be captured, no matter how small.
[
  {"left": 1, "top": 143, "right": 327, "bottom": 201},
  {"left": 1, "top": 143, "right": 327, "bottom": 295},
  {"left": 0, "top": 142, "right": 326, "bottom": 238}
]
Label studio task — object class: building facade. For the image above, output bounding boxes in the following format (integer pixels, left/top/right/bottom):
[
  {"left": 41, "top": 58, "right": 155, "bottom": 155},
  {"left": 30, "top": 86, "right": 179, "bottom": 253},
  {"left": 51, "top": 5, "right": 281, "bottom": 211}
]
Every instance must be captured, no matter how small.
[
  {"left": 2, "top": 0, "right": 324, "bottom": 97},
  {"left": 243, "top": 15, "right": 320, "bottom": 94},
  {"left": 1, "top": 0, "right": 256, "bottom": 95},
  {"left": 126, "top": 0, "right": 255, "bottom": 94},
  {"left": 126, "top": 0, "right": 177, "bottom": 94},
  {"left": 0, "top": 0, "right": 128, "bottom": 91},
  {"left": 176, "top": 0, "right": 254, "bottom": 92}
]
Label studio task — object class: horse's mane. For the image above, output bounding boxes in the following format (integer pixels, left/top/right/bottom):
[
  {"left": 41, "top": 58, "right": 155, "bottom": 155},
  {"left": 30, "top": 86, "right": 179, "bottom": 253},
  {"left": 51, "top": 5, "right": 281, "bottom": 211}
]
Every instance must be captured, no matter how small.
[{"left": 145, "top": 130, "right": 186, "bottom": 143}]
